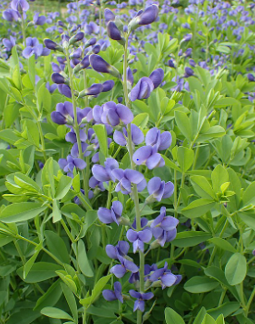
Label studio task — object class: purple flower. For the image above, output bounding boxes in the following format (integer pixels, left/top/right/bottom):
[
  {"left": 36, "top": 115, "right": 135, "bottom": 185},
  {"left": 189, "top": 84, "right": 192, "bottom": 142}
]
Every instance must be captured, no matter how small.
[
  {"left": 149, "top": 68, "right": 164, "bottom": 89},
  {"left": 101, "top": 101, "right": 133, "bottom": 126},
  {"left": 103, "top": 282, "right": 123, "bottom": 303},
  {"left": 168, "top": 59, "right": 175, "bottom": 68},
  {"left": 107, "top": 21, "right": 123, "bottom": 42},
  {"left": 65, "top": 128, "right": 87, "bottom": 143},
  {"left": 58, "top": 84, "right": 72, "bottom": 98},
  {"left": 106, "top": 241, "right": 129, "bottom": 259},
  {"left": 112, "top": 169, "right": 146, "bottom": 194},
  {"left": 33, "top": 12, "right": 46, "bottom": 25},
  {"left": 90, "top": 54, "right": 110, "bottom": 73},
  {"left": 129, "top": 290, "right": 154, "bottom": 312},
  {"left": 11, "top": 0, "right": 29, "bottom": 12},
  {"left": 110, "top": 256, "right": 139, "bottom": 278},
  {"left": 98, "top": 201, "right": 123, "bottom": 225},
  {"left": 127, "top": 228, "right": 152, "bottom": 253},
  {"left": 129, "top": 77, "right": 154, "bottom": 101},
  {"left": 22, "top": 37, "right": 43, "bottom": 59},
  {"left": 69, "top": 32, "right": 84, "bottom": 45},
  {"left": 59, "top": 155, "right": 86, "bottom": 177},
  {"left": 51, "top": 101, "right": 73, "bottom": 125},
  {"left": 104, "top": 8, "right": 115, "bottom": 22},
  {"left": 248, "top": 74, "right": 255, "bottom": 82},
  {"left": 151, "top": 207, "right": 179, "bottom": 247},
  {"left": 51, "top": 73, "right": 66, "bottom": 84},
  {"left": 102, "top": 80, "right": 115, "bottom": 92},
  {"left": 146, "top": 127, "right": 172, "bottom": 150},
  {"left": 44, "top": 39, "right": 62, "bottom": 52},
  {"left": 147, "top": 177, "right": 174, "bottom": 202},
  {"left": 85, "top": 83, "right": 104, "bottom": 96},
  {"left": 184, "top": 67, "right": 194, "bottom": 78},
  {"left": 133, "top": 146, "right": 165, "bottom": 170},
  {"left": 3, "top": 36, "right": 16, "bottom": 51},
  {"left": 92, "top": 158, "right": 119, "bottom": 182},
  {"left": 149, "top": 262, "right": 181, "bottom": 289},
  {"left": 127, "top": 67, "right": 134, "bottom": 86},
  {"left": 3, "top": 9, "right": 19, "bottom": 22},
  {"left": 137, "top": 4, "right": 159, "bottom": 26},
  {"left": 113, "top": 124, "right": 144, "bottom": 146},
  {"left": 46, "top": 82, "right": 57, "bottom": 94}
]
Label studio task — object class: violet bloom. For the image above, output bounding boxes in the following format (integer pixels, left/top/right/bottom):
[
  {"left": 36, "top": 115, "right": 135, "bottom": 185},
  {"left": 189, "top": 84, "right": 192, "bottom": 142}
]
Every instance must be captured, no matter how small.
[
  {"left": 137, "top": 4, "right": 159, "bottom": 26},
  {"left": 168, "top": 59, "right": 175, "bottom": 68},
  {"left": 92, "top": 158, "right": 119, "bottom": 182},
  {"left": 59, "top": 155, "right": 86, "bottom": 177},
  {"left": 11, "top": 0, "right": 29, "bottom": 12},
  {"left": 3, "top": 9, "right": 19, "bottom": 22},
  {"left": 110, "top": 255, "right": 139, "bottom": 278},
  {"left": 129, "top": 290, "right": 154, "bottom": 312},
  {"left": 104, "top": 8, "right": 115, "bottom": 22},
  {"left": 248, "top": 74, "right": 255, "bottom": 82},
  {"left": 149, "top": 68, "right": 164, "bottom": 89},
  {"left": 65, "top": 128, "right": 87, "bottom": 143},
  {"left": 98, "top": 201, "right": 123, "bottom": 225},
  {"left": 151, "top": 207, "right": 179, "bottom": 247},
  {"left": 33, "top": 12, "right": 46, "bottom": 25},
  {"left": 103, "top": 282, "right": 123, "bottom": 303},
  {"left": 106, "top": 241, "right": 129, "bottom": 260},
  {"left": 184, "top": 67, "right": 194, "bottom": 78},
  {"left": 51, "top": 73, "right": 66, "bottom": 84},
  {"left": 101, "top": 101, "right": 133, "bottom": 126},
  {"left": 102, "top": 80, "right": 115, "bottom": 92},
  {"left": 146, "top": 127, "right": 172, "bottom": 150},
  {"left": 113, "top": 124, "right": 144, "bottom": 146},
  {"left": 23, "top": 37, "right": 43, "bottom": 59},
  {"left": 129, "top": 77, "right": 154, "bottom": 101},
  {"left": 127, "top": 227, "right": 152, "bottom": 253},
  {"left": 127, "top": 67, "right": 134, "bottom": 86},
  {"left": 3, "top": 36, "right": 16, "bottom": 51},
  {"left": 51, "top": 101, "right": 73, "bottom": 125},
  {"left": 107, "top": 21, "right": 123, "bottom": 41},
  {"left": 133, "top": 146, "right": 165, "bottom": 170},
  {"left": 85, "top": 83, "right": 103, "bottom": 96},
  {"left": 147, "top": 177, "right": 174, "bottom": 202},
  {"left": 112, "top": 169, "right": 146, "bottom": 194},
  {"left": 149, "top": 262, "right": 182, "bottom": 289},
  {"left": 90, "top": 54, "right": 110, "bottom": 73},
  {"left": 46, "top": 82, "right": 57, "bottom": 94},
  {"left": 58, "top": 84, "right": 72, "bottom": 98}
]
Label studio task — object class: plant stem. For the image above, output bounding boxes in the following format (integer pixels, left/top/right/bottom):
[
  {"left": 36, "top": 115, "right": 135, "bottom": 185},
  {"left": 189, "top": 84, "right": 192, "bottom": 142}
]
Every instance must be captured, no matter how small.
[
  {"left": 21, "top": 14, "right": 26, "bottom": 46},
  {"left": 123, "top": 32, "right": 144, "bottom": 324},
  {"left": 245, "top": 286, "right": 255, "bottom": 317},
  {"left": 66, "top": 49, "right": 87, "bottom": 193}
]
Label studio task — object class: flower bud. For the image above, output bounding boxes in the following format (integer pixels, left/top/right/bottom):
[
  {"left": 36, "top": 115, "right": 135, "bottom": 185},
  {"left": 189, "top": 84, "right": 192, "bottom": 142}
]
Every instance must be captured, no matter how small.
[
  {"left": 44, "top": 39, "right": 64, "bottom": 52},
  {"left": 107, "top": 21, "right": 125, "bottom": 46},
  {"left": 128, "top": 4, "right": 158, "bottom": 31},
  {"left": 102, "top": 80, "right": 115, "bottom": 92},
  {"left": 85, "top": 37, "right": 97, "bottom": 47},
  {"left": 69, "top": 32, "right": 84, "bottom": 45},
  {"left": 92, "top": 44, "right": 101, "bottom": 54},
  {"left": 51, "top": 73, "right": 67, "bottom": 85},
  {"left": 90, "top": 54, "right": 110, "bottom": 73},
  {"left": 105, "top": 8, "right": 115, "bottom": 23},
  {"left": 149, "top": 68, "right": 164, "bottom": 89}
]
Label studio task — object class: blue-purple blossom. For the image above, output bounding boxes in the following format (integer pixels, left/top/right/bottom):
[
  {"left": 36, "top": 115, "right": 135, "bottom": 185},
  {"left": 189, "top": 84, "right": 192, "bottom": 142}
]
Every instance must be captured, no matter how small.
[
  {"left": 51, "top": 101, "right": 73, "bottom": 125},
  {"left": 110, "top": 255, "right": 139, "bottom": 278},
  {"left": 113, "top": 124, "right": 144, "bottom": 146},
  {"left": 33, "top": 12, "right": 46, "bottom": 25},
  {"left": 106, "top": 241, "right": 129, "bottom": 259},
  {"left": 22, "top": 37, "right": 44, "bottom": 59},
  {"left": 112, "top": 169, "right": 146, "bottom": 194},
  {"left": 151, "top": 207, "right": 179, "bottom": 247},
  {"left": 147, "top": 177, "right": 174, "bottom": 202},
  {"left": 98, "top": 201, "right": 123, "bottom": 225},
  {"left": 146, "top": 127, "right": 172, "bottom": 150},
  {"left": 59, "top": 155, "right": 86, "bottom": 177},
  {"left": 3, "top": 9, "right": 19, "bottom": 22},
  {"left": 149, "top": 262, "right": 182, "bottom": 289},
  {"left": 127, "top": 228, "right": 152, "bottom": 253},
  {"left": 104, "top": 8, "right": 115, "bottom": 22},
  {"left": 11, "top": 0, "right": 29, "bottom": 12},
  {"left": 129, "top": 290, "right": 154, "bottom": 312},
  {"left": 101, "top": 101, "right": 133, "bottom": 126},
  {"left": 129, "top": 77, "right": 154, "bottom": 101},
  {"left": 92, "top": 158, "right": 119, "bottom": 182},
  {"left": 133, "top": 146, "right": 165, "bottom": 169},
  {"left": 103, "top": 282, "right": 123, "bottom": 303}
]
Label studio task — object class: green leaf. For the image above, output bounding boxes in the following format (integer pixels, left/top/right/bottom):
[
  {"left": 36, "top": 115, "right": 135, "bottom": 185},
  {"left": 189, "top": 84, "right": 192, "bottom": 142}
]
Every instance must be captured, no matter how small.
[
  {"left": 181, "top": 199, "right": 215, "bottom": 218},
  {"left": 23, "top": 243, "right": 42, "bottom": 279},
  {"left": 225, "top": 253, "right": 247, "bottom": 286},
  {"left": 0, "top": 202, "right": 47, "bottom": 223},
  {"left": 45, "top": 230, "right": 70, "bottom": 264},
  {"left": 34, "top": 280, "right": 62, "bottom": 311},
  {"left": 175, "top": 111, "right": 192, "bottom": 141},
  {"left": 208, "top": 238, "right": 236, "bottom": 253},
  {"left": 201, "top": 314, "right": 216, "bottom": 324},
  {"left": 177, "top": 147, "right": 194, "bottom": 172},
  {"left": 77, "top": 240, "right": 94, "bottom": 277},
  {"left": 172, "top": 231, "right": 211, "bottom": 247},
  {"left": 184, "top": 276, "right": 219, "bottom": 293},
  {"left": 162, "top": 155, "right": 181, "bottom": 172},
  {"left": 72, "top": 174, "right": 80, "bottom": 193},
  {"left": 7, "top": 309, "right": 40, "bottom": 324},
  {"left": 193, "top": 307, "right": 207, "bottom": 324},
  {"left": 41, "top": 307, "right": 73, "bottom": 320},
  {"left": 132, "top": 113, "right": 149, "bottom": 128},
  {"left": 242, "top": 182, "right": 255, "bottom": 206},
  {"left": 211, "top": 165, "right": 229, "bottom": 193},
  {"left": 165, "top": 308, "right": 185, "bottom": 324},
  {"left": 91, "top": 275, "right": 112, "bottom": 304},
  {"left": 61, "top": 284, "right": 78, "bottom": 324},
  {"left": 190, "top": 175, "right": 216, "bottom": 200},
  {"left": 208, "top": 302, "right": 239, "bottom": 320},
  {"left": 17, "top": 262, "right": 62, "bottom": 283},
  {"left": 55, "top": 175, "right": 73, "bottom": 199},
  {"left": 93, "top": 124, "right": 108, "bottom": 158},
  {"left": 52, "top": 199, "right": 62, "bottom": 223}
]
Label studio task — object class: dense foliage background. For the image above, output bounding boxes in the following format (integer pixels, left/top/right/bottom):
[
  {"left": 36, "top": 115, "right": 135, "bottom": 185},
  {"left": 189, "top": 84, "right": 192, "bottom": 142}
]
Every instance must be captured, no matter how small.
[{"left": 0, "top": 0, "right": 255, "bottom": 323}]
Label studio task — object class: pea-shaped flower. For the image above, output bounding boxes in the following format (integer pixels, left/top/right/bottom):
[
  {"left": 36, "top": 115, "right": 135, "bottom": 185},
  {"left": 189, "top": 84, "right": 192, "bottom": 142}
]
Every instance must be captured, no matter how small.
[
  {"left": 103, "top": 282, "right": 123, "bottom": 303},
  {"left": 51, "top": 101, "right": 73, "bottom": 125},
  {"left": 106, "top": 241, "right": 129, "bottom": 260},
  {"left": 113, "top": 124, "right": 144, "bottom": 146},
  {"left": 110, "top": 255, "right": 139, "bottom": 278},
  {"left": 146, "top": 127, "right": 172, "bottom": 150},
  {"left": 127, "top": 228, "right": 152, "bottom": 253},
  {"left": 92, "top": 158, "right": 119, "bottom": 182},
  {"left": 112, "top": 169, "right": 146, "bottom": 194},
  {"left": 147, "top": 177, "right": 174, "bottom": 202},
  {"left": 149, "top": 262, "right": 182, "bottom": 289},
  {"left": 133, "top": 146, "right": 165, "bottom": 169},
  {"left": 151, "top": 207, "right": 179, "bottom": 247},
  {"left": 98, "top": 201, "right": 123, "bottom": 225},
  {"left": 129, "top": 77, "right": 154, "bottom": 101},
  {"left": 129, "top": 290, "right": 154, "bottom": 312},
  {"left": 104, "top": 8, "right": 115, "bottom": 22},
  {"left": 11, "top": 0, "right": 29, "bottom": 12},
  {"left": 149, "top": 68, "right": 164, "bottom": 89},
  {"left": 59, "top": 155, "right": 86, "bottom": 177},
  {"left": 101, "top": 101, "right": 133, "bottom": 126}
]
